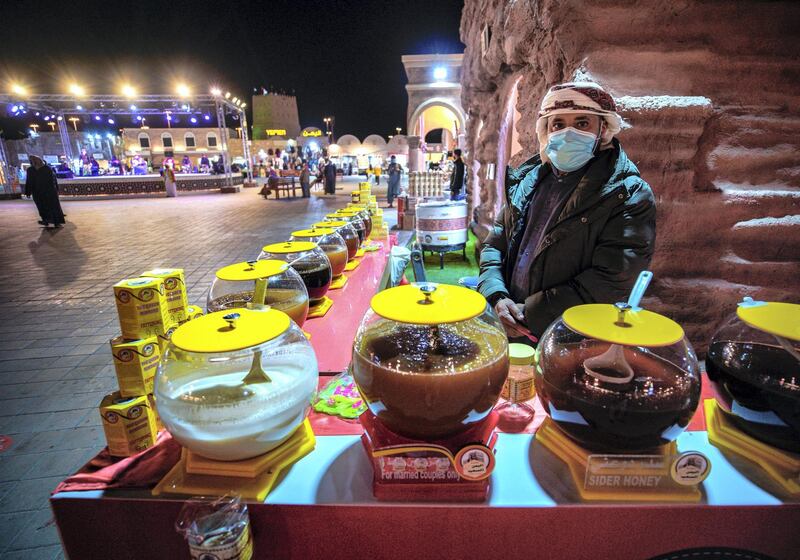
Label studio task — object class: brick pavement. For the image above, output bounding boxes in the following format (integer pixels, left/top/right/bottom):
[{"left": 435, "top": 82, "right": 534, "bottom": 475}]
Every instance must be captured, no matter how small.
[{"left": 0, "top": 178, "right": 395, "bottom": 558}]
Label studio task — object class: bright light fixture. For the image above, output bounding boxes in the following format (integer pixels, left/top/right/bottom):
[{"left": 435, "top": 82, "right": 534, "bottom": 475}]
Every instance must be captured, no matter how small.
[
  {"left": 108, "top": 118, "right": 115, "bottom": 124},
  {"left": 224, "top": 92, "right": 231, "bottom": 99},
  {"left": 11, "top": 83, "right": 27, "bottom": 96},
  {"left": 121, "top": 84, "right": 136, "bottom": 98},
  {"left": 240, "top": 103, "right": 246, "bottom": 108},
  {"left": 76, "top": 105, "right": 83, "bottom": 110},
  {"left": 130, "top": 104, "right": 137, "bottom": 111},
  {"left": 433, "top": 66, "right": 447, "bottom": 81},
  {"left": 210, "top": 87, "right": 222, "bottom": 96},
  {"left": 176, "top": 83, "right": 190, "bottom": 97},
  {"left": 69, "top": 83, "right": 85, "bottom": 96}
]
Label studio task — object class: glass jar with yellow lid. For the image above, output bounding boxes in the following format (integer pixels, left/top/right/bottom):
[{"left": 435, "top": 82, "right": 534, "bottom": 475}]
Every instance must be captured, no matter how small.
[
  {"left": 352, "top": 282, "right": 508, "bottom": 440},
  {"left": 259, "top": 241, "right": 332, "bottom": 304},
  {"left": 206, "top": 259, "right": 309, "bottom": 327},
  {"left": 343, "top": 204, "right": 373, "bottom": 238},
  {"left": 327, "top": 212, "right": 365, "bottom": 245},
  {"left": 534, "top": 271, "right": 701, "bottom": 452},
  {"left": 290, "top": 226, "right": 348, "bottom": 279},
  {"left": 155, "top": 307, "right": 318, "bottom": 461},
  {"left": 337, "top": 208, "right": 371, "bottom": 239},
  {"left": 706, "top": 298, "right": 800, "bottom": 452},
  {"left": 314, "top": 220, "right": 359, "bottom": 261}
]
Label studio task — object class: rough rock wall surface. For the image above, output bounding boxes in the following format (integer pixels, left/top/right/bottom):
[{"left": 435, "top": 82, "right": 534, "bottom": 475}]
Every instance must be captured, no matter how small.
[{"left": 460, "top": 0, "right": 800, "bottom": 352}]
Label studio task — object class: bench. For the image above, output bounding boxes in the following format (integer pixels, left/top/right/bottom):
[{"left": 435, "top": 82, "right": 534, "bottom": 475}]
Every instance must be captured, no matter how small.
[{"left": 262, "top": 176, "right": 299, "bottom": 199}]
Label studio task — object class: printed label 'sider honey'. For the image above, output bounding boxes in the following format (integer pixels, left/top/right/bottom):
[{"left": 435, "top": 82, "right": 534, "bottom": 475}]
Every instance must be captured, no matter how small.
[
  {"left": 113, "top": 277, "right": 171, "bottom": 340},
  {"left": 99, "top": 392, "right": 158, "bottom": 457},
  {"left": 110, "top": 336, "right": 160, "bottom": 397},
  {"left": 142, "top": 268, "right": 189, "bottom": 323}
]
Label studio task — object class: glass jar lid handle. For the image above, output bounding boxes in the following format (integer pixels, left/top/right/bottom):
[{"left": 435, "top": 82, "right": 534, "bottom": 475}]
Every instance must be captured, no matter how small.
[
  {"left": 223, "top": 312, "right": 240, "bottom": 329},
  {"left": 418, "top": 284, "right": 436, "bottom": 305}
]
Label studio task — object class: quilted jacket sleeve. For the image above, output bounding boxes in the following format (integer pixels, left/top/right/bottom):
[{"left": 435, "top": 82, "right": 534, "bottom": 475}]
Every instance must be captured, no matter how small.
[{"left": 478, "top": 205, "right": 511, "bottom": 306}]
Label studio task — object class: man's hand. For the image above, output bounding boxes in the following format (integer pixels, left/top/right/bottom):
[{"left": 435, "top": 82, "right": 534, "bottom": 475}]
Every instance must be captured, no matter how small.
[{"left": 494, "top": 298, "right": 529, "bottom": 338}]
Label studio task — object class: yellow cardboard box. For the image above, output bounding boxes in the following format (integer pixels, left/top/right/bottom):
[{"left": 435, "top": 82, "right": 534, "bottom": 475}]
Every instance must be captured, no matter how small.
[
  {"left": 184, "top": 305, "right": 203, "bottom": 322},
  {"left": 155, "top": 322, "right": 179, "bottom": 354},
  {"left": 110, "top": 336, "right": 160, "bottom": 397},
  {"left": 142, "top": 268, "right": 189, "bottom": 324},
  {"left": 99, "top": 392, "right": 158, "bottom": 457},
  {"left": 113, "top": 277, "right": 171, "bottom": 340}
]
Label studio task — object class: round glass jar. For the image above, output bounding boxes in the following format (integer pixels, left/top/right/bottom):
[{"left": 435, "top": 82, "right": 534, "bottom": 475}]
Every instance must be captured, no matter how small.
[
  {"left": 290, "top": 227, "right": 348, "bottom": 278},
  {"left": 327, "top": 212, "right": 365, "bottom": 246},
  {"left": 314, "top": 220, "right": 359, "bottom": 261},
  {"left": 352, "top": 283, "right": 509, "bottom": 440},
  {"left": 155, "top": 307, "right": 319, "bottom": 461},
  {"left": 206, "top": 260, "right": 309, "bottom": 327},
  {"left": 535, "top": 303, "right": 701, "bottom": 452},
  {"left": 706, "top": 299, "right": 800, "bottom": 452},
  {"left": 343, "top": 205, "right": 372, "bottom": 239},
  {"left": 259, "top": 241, "right": 332, "bottom": 304}
]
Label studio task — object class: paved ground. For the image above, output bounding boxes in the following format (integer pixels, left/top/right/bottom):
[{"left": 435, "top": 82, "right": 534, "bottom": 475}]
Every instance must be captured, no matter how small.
[{"left": 0, "top": 177, "right": 395, "bottom": 558}]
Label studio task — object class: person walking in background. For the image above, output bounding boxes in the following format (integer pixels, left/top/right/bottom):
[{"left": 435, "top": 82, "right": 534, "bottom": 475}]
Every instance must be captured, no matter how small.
[
  {"left": 163, "top": 163, "right": 178, "bottom": 197},
  {"left": 450, "top": 148, "right": 466, "bottom": 200},
  {"left": 386, "top": 155, "right": 402, "bottom": 208},
  {"left": 374, "top": 163, "right": 381, "bottom": 185},
  {"left": 24, "top": 155, "right": 66, "bottom": 227},
  {"left": 324, "top": 158, "right": 337, "bottom": 195},
  {"left": 300, "top": 162, "right": 311, "bottom": 198}
]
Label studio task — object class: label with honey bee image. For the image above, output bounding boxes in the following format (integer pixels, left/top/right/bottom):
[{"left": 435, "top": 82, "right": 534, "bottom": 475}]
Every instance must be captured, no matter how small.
[
  {"left": 110, "top": 336, "right": 161, "bottom": 397},
  {"left": 113, "top": 277, "right": 171, "bottom": 340},
  {"left": 99, "top": 392, "right": 159, "bottom": 457},
  {"left": 142, "top": 268, "right": 189, "bottom": 324}
]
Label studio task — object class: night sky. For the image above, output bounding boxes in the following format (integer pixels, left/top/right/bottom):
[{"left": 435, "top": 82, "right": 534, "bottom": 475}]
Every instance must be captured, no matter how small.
[{"left": 0, "top": 0, "right": 464, "bottom": 140}]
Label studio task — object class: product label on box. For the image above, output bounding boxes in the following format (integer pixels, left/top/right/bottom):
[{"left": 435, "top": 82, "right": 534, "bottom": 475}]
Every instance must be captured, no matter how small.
[
  {"left": 373, "top": 442, "right": 496, "bottom": 482},
  {"left": 584, "top": 452, "right": 710, "bottom": 492}
]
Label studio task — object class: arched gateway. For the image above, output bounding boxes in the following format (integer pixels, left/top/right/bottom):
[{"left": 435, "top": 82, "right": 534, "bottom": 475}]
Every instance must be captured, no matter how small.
[{"left": 401, "top": 54, "right": 467, "bottom": 172}]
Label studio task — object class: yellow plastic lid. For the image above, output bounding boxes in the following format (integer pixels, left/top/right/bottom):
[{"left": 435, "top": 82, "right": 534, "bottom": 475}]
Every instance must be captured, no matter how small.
[
  {"left": 292, "top": 227, "right": 336, "bottom": 238},
  {"left": 737, "top": 299, "right": 800, "bottom": 342},
  {"left": 262, "top": 241, "right": 318, "bottom": 254},
  {"left": 316, "top": 220, "right": 349, "bottom": 228},
  {"left": 326, "top": 212, "right": 355, "bottom": 220},
  {"left": 563, "top": 303, "right": 685, "bottom": 347},
  {"left": 216, "top": 260, "right": 288, "bottom": 282},
  {"left": 335, "top": 210, "right": 359, "bottom": 217},
  {"left": 370, "top": 283, "right": 487, "bottom": 325},
  {"left": 509, "top": 343, "right": 535, "bottom": 365},
  {"left": 171, "top": 308, "right": 291, "bottom": 353}
]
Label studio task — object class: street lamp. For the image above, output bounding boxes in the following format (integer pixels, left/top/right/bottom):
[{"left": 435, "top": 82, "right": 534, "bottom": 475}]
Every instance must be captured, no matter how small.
[
  {"left": 176, "top": 83, "right": 191, "bottom": 98},
  {"left": 121, "top": 84, "right": 136, "bottom": 98},
  {"left": 68, "top": 117, "right": 80, "bottom": 131}
]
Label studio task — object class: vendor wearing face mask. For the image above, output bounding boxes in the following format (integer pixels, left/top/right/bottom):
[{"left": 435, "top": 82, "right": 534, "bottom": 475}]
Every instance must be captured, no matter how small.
[{"left": 478, "top": 82, "right": 656, "bottom": 339}]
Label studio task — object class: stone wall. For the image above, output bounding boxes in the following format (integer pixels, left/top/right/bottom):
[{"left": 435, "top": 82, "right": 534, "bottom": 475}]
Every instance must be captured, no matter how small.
[{"left": 460, "top": 0, "right": 800, "bottom": 352}]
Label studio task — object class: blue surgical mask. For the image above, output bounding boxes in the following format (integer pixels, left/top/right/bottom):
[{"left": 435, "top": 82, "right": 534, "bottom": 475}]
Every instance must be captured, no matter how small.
[{"left": 545, "top": 127, "right": 599, "bottom": 173}]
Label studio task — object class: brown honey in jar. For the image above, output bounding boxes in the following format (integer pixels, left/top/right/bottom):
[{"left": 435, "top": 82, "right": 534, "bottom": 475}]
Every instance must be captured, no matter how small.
[{"left": 352, "top": 283, "right": 509, "bottom": 440}]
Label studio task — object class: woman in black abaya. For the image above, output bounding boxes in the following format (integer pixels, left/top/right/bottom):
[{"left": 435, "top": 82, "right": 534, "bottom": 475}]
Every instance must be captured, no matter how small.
[{"left": 25, "top": 156, "right": 66, "bottom": 227}]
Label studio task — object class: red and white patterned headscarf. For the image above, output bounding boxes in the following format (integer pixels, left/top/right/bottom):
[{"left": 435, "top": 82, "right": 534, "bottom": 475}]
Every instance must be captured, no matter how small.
[{"left": 536, "top": 82, "right": 624, "bottom": 150}]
